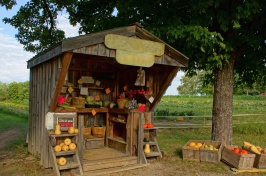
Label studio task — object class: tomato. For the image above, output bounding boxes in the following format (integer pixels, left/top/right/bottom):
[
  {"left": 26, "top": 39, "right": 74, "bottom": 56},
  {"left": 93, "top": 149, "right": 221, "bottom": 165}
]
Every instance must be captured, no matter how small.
[
  {"left": 147, "top": 123, "right": 153, "bottom": 128},
  {"left": 240, "top": 149, "right": 248, "bottom": 155},
  {"left": 143, "top": 124, "right": 148, "bottom": 128},
  {"left": 233, "top": 148, "right": 240, "bottom": 154}
]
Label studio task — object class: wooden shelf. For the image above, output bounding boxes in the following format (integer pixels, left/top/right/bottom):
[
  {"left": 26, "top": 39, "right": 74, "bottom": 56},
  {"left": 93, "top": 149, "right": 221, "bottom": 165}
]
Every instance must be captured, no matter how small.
[
  {"left": 145, "top": 151, "right": 162, "bottom": 158},
  {"left": 58, "top": 161, "right": 81, "bottom": 170},
  {"left": 55, "top": 150, "right": 77, "bottom": 156},
  {"left": 50, "top": 133, "right": 78, "bottom": 138},
  {"left": 108, "top": 108, "right": 129, "bottom": 114},
  {"left": 107, "top": 137, "right": 127, "bottom": 144},
  {"left": 109, "top": 118, "right": 126, "bottom": 124}
]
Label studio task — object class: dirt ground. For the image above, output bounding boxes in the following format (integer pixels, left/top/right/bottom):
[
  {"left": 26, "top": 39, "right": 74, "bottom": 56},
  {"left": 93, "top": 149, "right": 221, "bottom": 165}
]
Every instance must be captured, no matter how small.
[{"left": 0, "top": 129, "right": 264, "bottom": 176}]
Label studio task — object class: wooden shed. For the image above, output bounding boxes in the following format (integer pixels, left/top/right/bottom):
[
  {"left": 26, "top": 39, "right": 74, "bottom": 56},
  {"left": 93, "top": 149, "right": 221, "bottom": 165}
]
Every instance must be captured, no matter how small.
[{"left": 27, "top": 23, "right": 188, "bottom": 175}]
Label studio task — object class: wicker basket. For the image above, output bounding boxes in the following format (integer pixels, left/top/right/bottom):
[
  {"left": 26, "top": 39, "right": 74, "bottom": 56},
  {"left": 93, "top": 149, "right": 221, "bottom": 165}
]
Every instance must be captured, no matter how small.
[
  {"left": 83, "top": 127, "right": 91, "bottom": 138},
  {"left": 92, "top": 126, "right": 106, "bottom": 137},
  {"left": 72, "top": 97, "right": 85, "bottom": 108},
  {"left": 117, "top": 98, "right": 128, "bottom": 109}
]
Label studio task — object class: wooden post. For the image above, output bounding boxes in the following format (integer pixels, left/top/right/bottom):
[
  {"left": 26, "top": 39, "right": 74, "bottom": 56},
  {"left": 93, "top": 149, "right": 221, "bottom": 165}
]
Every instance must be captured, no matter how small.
[
  {"left": 50, "top": 52, "right": 73, "bottom": 112},
  {"left": 78, "top": 114, "right": 84, "bottom": 163},
  {"left": 137, "top": 113, "right": 147, "bottom": 164}
]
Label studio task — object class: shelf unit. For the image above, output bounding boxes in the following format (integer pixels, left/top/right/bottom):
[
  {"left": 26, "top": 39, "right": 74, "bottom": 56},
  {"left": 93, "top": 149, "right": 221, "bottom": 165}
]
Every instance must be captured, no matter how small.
[
  {"left": 143, "top": 127, "right": 162, "bottom": 159},
  {"left": 107, "top": 109, "right": 129, "bottom": 153},
  {"left": 49, "top": 133, "right": 83, "bottom": 176}
]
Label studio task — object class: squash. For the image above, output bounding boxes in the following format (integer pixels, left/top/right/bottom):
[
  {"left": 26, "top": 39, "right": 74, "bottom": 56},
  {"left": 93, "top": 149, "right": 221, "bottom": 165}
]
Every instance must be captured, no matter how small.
[
  {"left": 144, "top": 144, "right": 151, "bottom": 154},
  {"left": 69, "top": 143, "right": 76, "bottom": 151},
  {"left": 74, "top": 128, "right": 79, "bottom": 134},
  {"left": 54, "top": 145, "right": 61, "bottom": 152},
  {"left": 59, "top": 142, "right": 65, "bottom": 147},
  {"left": 68, "top": 127, "right": 75, "bottom": 134},
  {"left": 64, "top": 138, "right": 72, "bottom": 145},
  {"left": 54, "top": 124, "right": 61, "bottom": 135},
  {"left": 57, "top": 157, "right": 67, "bottom": 166},
  {"left": 61, "top": 145, "right": 69, "bottom": 151}
]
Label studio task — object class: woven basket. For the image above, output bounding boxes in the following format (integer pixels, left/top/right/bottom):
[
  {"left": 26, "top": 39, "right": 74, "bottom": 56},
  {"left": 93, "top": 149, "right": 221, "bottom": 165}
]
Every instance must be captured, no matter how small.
[
  {"left": 72, "top": 97, "right": 85, "bottom": 108},
  {"left": 83, "top": 127, "right": 91, "bottom": 138},
  {"left": 92, "top": 126, "right": 106, "bottom": 137},
  {"left": 117, "top": 98, "right": 128, "bottom": 109}
]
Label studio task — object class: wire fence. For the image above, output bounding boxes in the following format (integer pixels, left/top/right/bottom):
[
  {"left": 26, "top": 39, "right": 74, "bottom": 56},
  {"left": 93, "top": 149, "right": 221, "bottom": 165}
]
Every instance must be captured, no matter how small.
[{"left": 153, "top": 114, "right": 265, "bottom": 128}]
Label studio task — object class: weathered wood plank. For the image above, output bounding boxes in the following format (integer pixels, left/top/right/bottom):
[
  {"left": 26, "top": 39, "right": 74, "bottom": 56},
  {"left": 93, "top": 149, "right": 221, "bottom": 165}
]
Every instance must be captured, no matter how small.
[
  {"left": 85, "top": 45, "right": 98, "bottom": 55},
  {"left": 154, "top": 55, "right": 184, "bottom": 66},
  {"left": 50, "top": 53, "right": 73, "bottom": 111},
  {"left": 150, "top": 67, "right": 180, "bottom": 111},
  {"left": 27, "top": 44, "right": 62, "bottom": 69},
  {"left": 62, "top": 25, "right": 136, "bottom": 52},
  {"left": 135, "top": 26, "right": 188, "bottom": 67}
]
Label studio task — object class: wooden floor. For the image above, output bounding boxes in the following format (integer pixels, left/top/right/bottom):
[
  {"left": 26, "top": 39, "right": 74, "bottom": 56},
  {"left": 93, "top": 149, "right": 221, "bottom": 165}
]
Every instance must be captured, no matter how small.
[{"left": 83, "top": 147, "right": 130, "bottom": 161}]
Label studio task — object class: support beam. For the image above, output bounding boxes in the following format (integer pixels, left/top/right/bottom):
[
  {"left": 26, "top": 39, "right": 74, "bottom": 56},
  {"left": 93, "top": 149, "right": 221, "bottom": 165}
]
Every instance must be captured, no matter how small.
[{"left": 50, "top": 52, "right": 73, "bottom": 112}]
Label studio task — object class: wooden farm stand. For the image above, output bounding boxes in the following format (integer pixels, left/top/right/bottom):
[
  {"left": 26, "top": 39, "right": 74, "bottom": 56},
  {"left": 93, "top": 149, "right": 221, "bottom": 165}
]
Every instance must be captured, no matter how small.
[{"left": 27, "top": 23, "right": 188, "bottom": 175}]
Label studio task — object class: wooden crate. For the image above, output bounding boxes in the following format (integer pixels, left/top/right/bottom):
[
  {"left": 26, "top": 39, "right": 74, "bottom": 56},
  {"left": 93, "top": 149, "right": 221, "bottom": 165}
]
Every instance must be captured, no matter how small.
[
  {"left": 182, "top": 140, "right": 204, "bottom": 162},
  {"left": 244, "top": 148, "right": 266, "bottom": 169},
  {"left": 85, "top": 137, "right": 104, "bottom": 150},
  {"left": 222, "top": 145, "right": 255, "bottom": 170},
  {"left": 253, "top": 153, "right": 266, "bottom": 169},
  {"left": 200, "top": 140, "right": 222, "bottom": 163}
]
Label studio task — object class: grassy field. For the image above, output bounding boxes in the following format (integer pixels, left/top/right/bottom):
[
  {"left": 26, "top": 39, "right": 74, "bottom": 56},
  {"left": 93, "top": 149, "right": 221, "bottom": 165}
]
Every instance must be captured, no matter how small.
[{"left": 0, "top": 95, "right": 266, "bottom": 175}]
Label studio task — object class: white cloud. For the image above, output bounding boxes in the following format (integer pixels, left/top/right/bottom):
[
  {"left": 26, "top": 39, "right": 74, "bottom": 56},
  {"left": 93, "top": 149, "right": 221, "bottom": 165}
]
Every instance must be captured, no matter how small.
[
  {"left": 164, "top": 71, "right": 185, "bottom": 95},
  {"left": 0, "top": 33, "right": 33, "bottom": 83},
  {"left": 0, "top": 14, "right": 79, "bottom": 84}
]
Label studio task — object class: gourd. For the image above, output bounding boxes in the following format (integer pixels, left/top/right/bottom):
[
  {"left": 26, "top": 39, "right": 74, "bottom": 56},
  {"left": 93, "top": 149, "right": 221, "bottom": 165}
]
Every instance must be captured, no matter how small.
[
  {"left": 54, "top": 145, "right": 61, "bottom": 152},
  {"left": 68, "top": 127, "right": 75, "bottom": 134},
  {"left": 64, "top": 138, "right": 72, "bottom": 145},
  {"left": 144, "top": 144, "right": 151, "bottom": 154},
  {"left": 54, "top": 125, "right": 61, "bottom": 135},
  {"left": 69, "top": 143, "right": 77, "bottom": 151},
  {"left": 59, "top": 142, "right": 65, "bottom": 147},
  {"left": 57, "top": 157, "right": 67, "bottom": 166},
  {"left": 61, "top": 145, "right": 69, "bottom": 151},
  {"left": 74, "top": 128, "right": 79, "bottom": 134}
]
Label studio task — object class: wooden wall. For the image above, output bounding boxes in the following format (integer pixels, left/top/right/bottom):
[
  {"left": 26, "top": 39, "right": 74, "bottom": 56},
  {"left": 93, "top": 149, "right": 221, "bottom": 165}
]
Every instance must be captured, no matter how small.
[{"left": 28, "top": 56, "right": 63, "bottom": 168}]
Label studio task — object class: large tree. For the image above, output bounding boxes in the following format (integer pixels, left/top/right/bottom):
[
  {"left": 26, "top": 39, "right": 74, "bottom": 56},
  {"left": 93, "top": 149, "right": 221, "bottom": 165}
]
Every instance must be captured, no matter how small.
[{"left": 2, "top": 0, "right": 265, "bottom": 144}]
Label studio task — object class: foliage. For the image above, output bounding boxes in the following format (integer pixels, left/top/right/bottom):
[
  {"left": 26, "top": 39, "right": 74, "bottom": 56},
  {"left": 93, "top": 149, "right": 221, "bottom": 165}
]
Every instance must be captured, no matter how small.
[
  {"left": 0, "top": 82, "right": 8, "bottom": 101},
  {"left": 2, "top": 0, "right": 265, "bottom": 144},
  {"left": 6, "top": 81, "right": 29, "bottom": 102}
]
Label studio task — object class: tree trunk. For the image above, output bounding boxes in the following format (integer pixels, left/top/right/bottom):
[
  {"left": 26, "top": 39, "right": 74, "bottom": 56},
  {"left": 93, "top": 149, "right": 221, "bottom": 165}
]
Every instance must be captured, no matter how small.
[{"left": 211, "top": 60, "right": 234, "bottom": 145}]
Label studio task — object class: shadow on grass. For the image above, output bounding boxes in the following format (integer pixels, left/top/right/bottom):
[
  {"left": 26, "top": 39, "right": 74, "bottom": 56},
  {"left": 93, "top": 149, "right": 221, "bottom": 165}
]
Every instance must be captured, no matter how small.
[{"left": 174, "top": 148, "right": 183, "bottom": 158}]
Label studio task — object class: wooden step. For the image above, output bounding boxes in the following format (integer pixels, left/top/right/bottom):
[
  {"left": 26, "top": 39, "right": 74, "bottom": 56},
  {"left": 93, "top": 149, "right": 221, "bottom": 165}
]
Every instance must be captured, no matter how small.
[
  {"left": 145, "top": 151, "right": 162, "bottom": 158},
  {"left": 78, "top": 163, "right": 149, "bottom": 176},
  {"left": 83, "top": 156, "right": 138, "bottom": 171}
]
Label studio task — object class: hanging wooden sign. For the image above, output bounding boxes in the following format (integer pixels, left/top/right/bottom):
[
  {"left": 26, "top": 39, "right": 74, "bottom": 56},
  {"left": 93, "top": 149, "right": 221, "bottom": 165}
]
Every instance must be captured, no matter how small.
[{"left": 104, "top": 34, "right": 165, "bottom": 67}]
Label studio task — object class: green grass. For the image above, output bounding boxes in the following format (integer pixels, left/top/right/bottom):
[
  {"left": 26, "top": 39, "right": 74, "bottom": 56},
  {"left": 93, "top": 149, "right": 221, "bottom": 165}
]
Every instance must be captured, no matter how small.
[
  {"left": 0, "top": 105, "right": 28, "bottom": 151},
  {"left": 1, "top": 95, "right": 266, "bottom": 174}
]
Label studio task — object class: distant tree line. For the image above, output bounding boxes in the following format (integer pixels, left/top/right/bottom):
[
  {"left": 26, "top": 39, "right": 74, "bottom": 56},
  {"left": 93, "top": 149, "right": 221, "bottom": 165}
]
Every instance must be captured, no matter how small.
[
  {"left": 0, "top": 81, "right": 29, "bottom": 102},
  {"left": 177, "top": 71, "right": 266, "bottom": 95}
]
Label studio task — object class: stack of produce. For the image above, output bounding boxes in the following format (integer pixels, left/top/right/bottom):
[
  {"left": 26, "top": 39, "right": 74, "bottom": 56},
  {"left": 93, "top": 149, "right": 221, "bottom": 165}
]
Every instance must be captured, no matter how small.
[{"left": 243, "top": 141, "right": 266, "bottom": 154}]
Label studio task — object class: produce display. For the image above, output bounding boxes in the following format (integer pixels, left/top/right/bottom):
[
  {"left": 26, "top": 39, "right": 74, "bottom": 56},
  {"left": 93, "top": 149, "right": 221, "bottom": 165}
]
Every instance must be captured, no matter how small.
[
  {"left": 57, "top": 157, "right": 67, "bottom": 166},
  {"left": 231, "top": 147, "right": 248, "bottom": 155},
  {"left": 243, "top": 141, "right": 266, "bottom": 154},
  {"left": 188, "top": 141, "right": 203, "bottom": 148},
  {"left": 53, "top": 138, "right": 77, "bottom": 152},
  {"left": 203, "top": 144, "right": 219, "bottom": 151},
  {"left": 143, "top": 123, "right": 153, "bottom": 128}
]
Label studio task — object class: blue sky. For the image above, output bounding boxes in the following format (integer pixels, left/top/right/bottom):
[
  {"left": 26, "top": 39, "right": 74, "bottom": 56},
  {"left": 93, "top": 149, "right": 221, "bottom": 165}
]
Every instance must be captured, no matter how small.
[{"left": 0, "top": 2, "right": 184, "bottom": 95}]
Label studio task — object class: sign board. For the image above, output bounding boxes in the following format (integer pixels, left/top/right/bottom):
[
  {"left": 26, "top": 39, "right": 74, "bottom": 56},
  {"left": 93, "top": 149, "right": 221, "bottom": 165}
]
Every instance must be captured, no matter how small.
[{"left": 104, "top": 34, "right": 165, "bottom": 67}]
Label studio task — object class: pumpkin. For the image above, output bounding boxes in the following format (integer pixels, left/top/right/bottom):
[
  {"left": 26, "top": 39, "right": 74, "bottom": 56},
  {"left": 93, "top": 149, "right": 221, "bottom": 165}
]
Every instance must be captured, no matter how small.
[
  {"left": 69, "top": 143, "right": 76, "bottom": 151},
  {"left": 61, "top": 145, "right": 69, "bottom": 151},
  {"left": 59, "top": 142, "right": 65, "bottom": 147},
  {"left": 64, "top": 138, "right": 72, "bottom": 145},
  {"left": 74, "top": 128, "right": 79, "bottom": 134},
  {"left": 54, "top": 145, "right": 61, "bottom": 152},
  {"left": 147, "top": 123, "right": 153, "bottom": 128},
  {"left": 68, "top": 127, "right": 75, "bottom": 134},
  {"left": 57, "top": 157, "right": 67, "bottom": 166}
]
